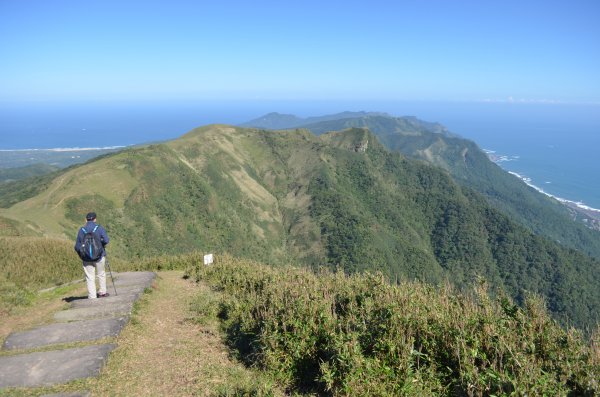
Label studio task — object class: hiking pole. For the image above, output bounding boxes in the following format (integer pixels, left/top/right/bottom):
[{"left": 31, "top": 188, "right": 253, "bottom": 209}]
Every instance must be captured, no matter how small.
[{"left": 105, "top": 253, "right": 118, "bottom": 296}]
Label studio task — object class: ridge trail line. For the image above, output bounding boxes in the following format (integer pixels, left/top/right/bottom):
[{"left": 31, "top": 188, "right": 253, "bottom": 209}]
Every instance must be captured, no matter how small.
[
  {"left": 0, "top": 271, "right": 275, "bottom": 396},
  {"left": 0, "top": 271, "right": 155, "bottom": 393},
  {"left": 86, "top": 271, "right": 274, "bottom": 396}
]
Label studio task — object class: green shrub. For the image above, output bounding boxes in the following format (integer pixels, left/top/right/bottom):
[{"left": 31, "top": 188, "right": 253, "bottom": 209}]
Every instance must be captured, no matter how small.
[
  {"left": 64, "top": 194, "right": 117, "bottom": 223},
  {"left": 189, "top": 255, "right": 599, "bottom": 396}
]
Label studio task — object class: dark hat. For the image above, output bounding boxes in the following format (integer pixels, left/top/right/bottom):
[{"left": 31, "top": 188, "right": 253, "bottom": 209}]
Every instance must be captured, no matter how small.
[{"left": 86, "top": 212, "right": 97, "bottom": 221}]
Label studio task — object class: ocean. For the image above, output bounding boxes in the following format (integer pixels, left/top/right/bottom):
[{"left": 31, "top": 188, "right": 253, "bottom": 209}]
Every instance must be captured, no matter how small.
[
  {"left": 1, "top": 100, "right": 598, "bottom": 210},
  {"left": 413, "top": 102, "right": 600, "bottom": 212}
]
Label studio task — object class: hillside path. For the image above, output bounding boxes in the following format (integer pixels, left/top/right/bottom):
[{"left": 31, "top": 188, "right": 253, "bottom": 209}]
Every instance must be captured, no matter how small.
[
  {"left": 1, "top": 271, "right": 272, "bottom": 396},
  {"left": 86, "top": 271, "right": 267, "bottom": 396},
  {"left": 0, "top": 271, "right": 155, "bottom": 392}
]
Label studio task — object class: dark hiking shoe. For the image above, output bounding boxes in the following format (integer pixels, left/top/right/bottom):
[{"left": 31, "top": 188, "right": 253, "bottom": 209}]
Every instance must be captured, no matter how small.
[{"left": 97, "top": 292, "right": 110, "bottom": 298}]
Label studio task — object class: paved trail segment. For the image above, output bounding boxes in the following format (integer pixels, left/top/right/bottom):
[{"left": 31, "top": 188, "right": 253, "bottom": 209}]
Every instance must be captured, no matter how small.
[{"left": 0, "top": 272, "right": 155, "bottom": 390}]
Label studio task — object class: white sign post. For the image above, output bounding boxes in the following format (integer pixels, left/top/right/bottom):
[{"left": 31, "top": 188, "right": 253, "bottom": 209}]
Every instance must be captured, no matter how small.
[{"left": 203, "top": 253, "right": 214, "bottom": 265}]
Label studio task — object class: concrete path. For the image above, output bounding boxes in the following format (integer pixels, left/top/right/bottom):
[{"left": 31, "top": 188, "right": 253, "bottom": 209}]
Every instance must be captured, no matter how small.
[
  {"left": 3, "top": 317, "right": 128, "bottom": 350},
  {"left": 0, "top": 271, "right": 156, "bottom": 391},
  {"left": 0, "top": 344, "right": 117, "bottom": 388},
  {"left": 53, "top": 302, "right": 134, "bottom": 322},
  {"left": 70, "top": 292, "right": 141, "bottom": 308}
]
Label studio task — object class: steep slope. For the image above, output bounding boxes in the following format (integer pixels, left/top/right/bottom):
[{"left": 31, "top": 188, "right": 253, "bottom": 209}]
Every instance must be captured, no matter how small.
[
  {"left": 244, "top": 113, "right": 600, "bottom": 258},
  {"left": 0, "top": 125, "right": 598, "bottom": 328}
]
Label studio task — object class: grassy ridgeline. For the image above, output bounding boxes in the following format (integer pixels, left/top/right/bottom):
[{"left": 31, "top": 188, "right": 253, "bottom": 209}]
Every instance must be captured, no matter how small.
[{"left": 187, "top": 256, "right": 599, "bottom": 396}]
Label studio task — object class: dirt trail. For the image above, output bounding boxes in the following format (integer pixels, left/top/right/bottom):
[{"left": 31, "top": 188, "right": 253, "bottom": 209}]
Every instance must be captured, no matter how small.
[
  {"left": 88, "top": 271, "right": 266, "bottom": 396},
  {"left": 0, "top": 271, "right": 274, "bottom": 396}
]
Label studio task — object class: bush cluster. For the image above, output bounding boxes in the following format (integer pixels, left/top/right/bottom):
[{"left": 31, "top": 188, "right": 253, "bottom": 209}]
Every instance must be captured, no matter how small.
[{"left": 188, "top": 256, "right": 599, "bottom": 396}]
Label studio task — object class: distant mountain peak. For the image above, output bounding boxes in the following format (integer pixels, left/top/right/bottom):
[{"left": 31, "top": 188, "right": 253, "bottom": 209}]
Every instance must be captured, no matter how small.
[
  {"left": 239, "top": 113, "right": 304, "bottom": 129},
  {"left": 240, "top": 111, "right": 393, "bottom": 130}
]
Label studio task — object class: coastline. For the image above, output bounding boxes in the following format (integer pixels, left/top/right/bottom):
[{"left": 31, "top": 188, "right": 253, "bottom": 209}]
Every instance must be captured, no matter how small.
[
  {"left": 483, "top": 149, "right": 600, "bottom": 214},
  {"left": 483, "top": 149, "right": 600, "bottom": 231},
  {"left": 507, "top": 171, "right": 600, "bottom": 231},
  {"left": 506, "top": 171, "right": 600, "bottom": 215}
]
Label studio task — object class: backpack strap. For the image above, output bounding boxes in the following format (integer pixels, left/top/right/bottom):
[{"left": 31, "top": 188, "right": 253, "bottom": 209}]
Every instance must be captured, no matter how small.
[{"left": 82, "top": 225, "right": 99, "bottom": 234}]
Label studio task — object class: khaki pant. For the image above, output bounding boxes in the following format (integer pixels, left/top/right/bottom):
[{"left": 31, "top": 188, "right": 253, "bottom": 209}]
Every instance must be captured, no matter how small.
[{"left": 83, "top": 256, "right": 106, "bottom": 299}]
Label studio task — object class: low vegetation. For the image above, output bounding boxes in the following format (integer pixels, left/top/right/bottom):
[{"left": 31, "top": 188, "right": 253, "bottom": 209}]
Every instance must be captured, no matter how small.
[
  {"left": 0, "top": 235, "right": 195, "bottom": 315},
  {"left": 0, "top": 163, "right": 59, "bottom": 184},
  {"left": 0, "top": 237, "right": 82, "bottom": 290},
  {"left": 187, "top": 255, "right": 599, "bottom": 396},
  {"left": 2, "top": 238, "right": 598, "bottom": 395},
  {"left": 0, "top": 237, "right": 82, "bottom": 313}
]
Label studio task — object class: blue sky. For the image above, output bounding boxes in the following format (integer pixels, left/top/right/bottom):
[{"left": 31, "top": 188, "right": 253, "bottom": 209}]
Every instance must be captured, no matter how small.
[{"left": 1, "top": 0, "right": 598, "bottom": 103}]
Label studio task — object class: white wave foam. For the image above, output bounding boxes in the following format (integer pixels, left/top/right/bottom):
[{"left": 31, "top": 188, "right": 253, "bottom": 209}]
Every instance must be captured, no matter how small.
[{"left": 508, "top": 171, "right": 600, "bottom": 214}]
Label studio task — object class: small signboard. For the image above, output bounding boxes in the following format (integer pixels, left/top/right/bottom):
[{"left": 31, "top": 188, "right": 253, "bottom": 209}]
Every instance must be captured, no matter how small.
[{"left": 203, "top": 253, "right": 214, "bottom": 265}]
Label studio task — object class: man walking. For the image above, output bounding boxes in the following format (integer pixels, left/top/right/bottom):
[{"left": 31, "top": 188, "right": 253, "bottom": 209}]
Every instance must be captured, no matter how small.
[{"left": 74, "top": 212, "right": 110, "bottom": 299}]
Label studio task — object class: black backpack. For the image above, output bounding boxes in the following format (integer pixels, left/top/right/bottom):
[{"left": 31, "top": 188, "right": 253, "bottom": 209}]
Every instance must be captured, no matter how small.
[{"left": 78, "top": 225, "right": 104, "bottom": 262}]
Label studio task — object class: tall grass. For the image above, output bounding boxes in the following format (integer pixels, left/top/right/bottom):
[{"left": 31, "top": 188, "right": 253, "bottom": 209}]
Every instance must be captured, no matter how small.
[
  {"left": 187, "top": 255, "right": 599, "bottom": 396},
  {"left": 0, "top": 237, "right": 82, "bottom": 289},
  {"left": 123, "top": 251, "right": 206, "bottom": 272},
  {"left": 0, "top": 236, "right": 82, "bottom": 313},
  {"left": 0, "top": 235, "right": 201, "bottom": 314}
]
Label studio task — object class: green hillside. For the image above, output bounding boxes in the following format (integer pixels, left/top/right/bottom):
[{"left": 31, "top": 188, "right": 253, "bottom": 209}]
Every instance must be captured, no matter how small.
[
  {"left": 0, "top": 163, "right": 59, "bottom": 183},
  {"left": 258, "top": 113, "right": 600, "bottom": 259},
  {"left": 0, "top": 125, "right": 598, "bottom": 329},
  {"left": 187, "top": 256, "right": 599, "bottom": 396}
]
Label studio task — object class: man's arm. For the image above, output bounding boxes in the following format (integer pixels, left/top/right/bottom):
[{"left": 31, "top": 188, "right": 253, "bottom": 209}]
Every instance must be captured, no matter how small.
[
  {"left": 99, "top": 226, "right": 109, "bottom": 246},
  {"left": 74, "top": 228, "right": 84, "bottom": 252}
]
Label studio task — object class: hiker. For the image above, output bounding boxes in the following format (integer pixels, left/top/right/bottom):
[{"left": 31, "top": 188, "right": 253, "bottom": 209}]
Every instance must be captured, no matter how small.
[{"left": 74, "top": 212, "right": 110, "bottom": 299}]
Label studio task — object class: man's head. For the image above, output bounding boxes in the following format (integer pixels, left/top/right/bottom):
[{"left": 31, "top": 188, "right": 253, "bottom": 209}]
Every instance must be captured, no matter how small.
[{"left": 86, "top": 212, "right": 97, "bottom": 222}]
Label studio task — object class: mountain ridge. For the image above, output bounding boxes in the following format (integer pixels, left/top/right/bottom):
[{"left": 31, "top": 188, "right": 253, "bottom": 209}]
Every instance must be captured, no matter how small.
[
  {"left": 0, "top": 124, "right": 598, "bottom": 329},
  {"left": 242, "top": 112, "right": 600, "bottom": 258},
  {"left": 240, "top": 111, "right": 391, "bottom": 130}
]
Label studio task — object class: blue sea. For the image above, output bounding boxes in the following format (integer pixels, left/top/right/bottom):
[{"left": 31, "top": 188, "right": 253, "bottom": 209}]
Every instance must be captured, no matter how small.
[{"left": 1, "top": 100, "right": 599, "bottom": 210}]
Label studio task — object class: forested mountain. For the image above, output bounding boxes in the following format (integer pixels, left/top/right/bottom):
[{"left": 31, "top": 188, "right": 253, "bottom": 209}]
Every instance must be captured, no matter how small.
[
  {"left": 243, "top": 112, "right": 600, "bottom": 258},
  {"left": 0, "top": 125, "right": 598, "bottom": 329}
]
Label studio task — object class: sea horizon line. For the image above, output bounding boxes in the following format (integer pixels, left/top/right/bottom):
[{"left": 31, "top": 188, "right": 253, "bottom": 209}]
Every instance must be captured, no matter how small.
[{"left": 0, "top": 146, "right": 127, "bottom": 152}]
